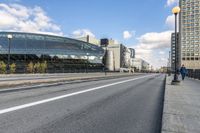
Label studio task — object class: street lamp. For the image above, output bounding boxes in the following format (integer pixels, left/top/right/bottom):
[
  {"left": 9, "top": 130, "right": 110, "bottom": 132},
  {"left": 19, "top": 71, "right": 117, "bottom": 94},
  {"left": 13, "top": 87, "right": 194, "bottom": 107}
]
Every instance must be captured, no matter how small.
[
  {"left": 7, "top": 34, "right": 13, "bottom": 74},
  {"left": 104, "top": 47, "right": 108, "bottom": 76},
  {"left": 172, "top": 6, "right": 181, "bottom": 84},
  {"left": 168, "top": 51, "right": 171, "bottom": 76},
  {"left": 86, "top": 53, "right": 89, "bottom": 73}
]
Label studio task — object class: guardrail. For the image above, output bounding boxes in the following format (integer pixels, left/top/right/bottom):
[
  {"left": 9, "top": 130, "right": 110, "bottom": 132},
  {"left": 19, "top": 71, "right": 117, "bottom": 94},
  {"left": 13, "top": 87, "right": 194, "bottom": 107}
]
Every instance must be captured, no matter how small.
[{"left": 187, "top": 69, "right": 200, "bottom": 80}]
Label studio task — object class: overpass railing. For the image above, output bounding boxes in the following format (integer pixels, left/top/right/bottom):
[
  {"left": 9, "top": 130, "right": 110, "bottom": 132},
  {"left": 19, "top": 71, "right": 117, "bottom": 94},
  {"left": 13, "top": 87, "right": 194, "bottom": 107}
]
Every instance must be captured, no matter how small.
[{"left": 187, "top": 69, "right": 200, "bottom": 80}]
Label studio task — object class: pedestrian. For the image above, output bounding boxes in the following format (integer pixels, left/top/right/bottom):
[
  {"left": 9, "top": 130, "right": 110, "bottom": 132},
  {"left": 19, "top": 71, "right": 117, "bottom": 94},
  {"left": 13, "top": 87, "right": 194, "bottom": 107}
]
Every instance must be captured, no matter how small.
[{"left": 180, "top": 64, "right": 187, "bottom": 80}]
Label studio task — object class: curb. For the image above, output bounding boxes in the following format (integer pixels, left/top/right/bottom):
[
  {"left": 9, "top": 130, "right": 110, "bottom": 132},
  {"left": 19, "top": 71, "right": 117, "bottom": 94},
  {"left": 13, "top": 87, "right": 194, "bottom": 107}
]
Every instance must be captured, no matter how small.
[
  {"left": 0, "top": 74, "right": 141, "bottom": 93},
  {"left": 161, "top": 74, "right": 167, "bottom": 133}
]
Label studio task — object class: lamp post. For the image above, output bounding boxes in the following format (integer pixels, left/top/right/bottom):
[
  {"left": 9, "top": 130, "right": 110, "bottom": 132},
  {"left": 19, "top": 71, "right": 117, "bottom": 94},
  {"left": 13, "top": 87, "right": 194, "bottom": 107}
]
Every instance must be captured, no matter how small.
[
  {"left": 86, "top": 53, "right": 89, "bottom": 73},
  {"left": 103, "top": 47, "right": 108, "bottom": 76},
  {"left": 172, "top": 6, "right": 181, "bottom": 84},
  {"left": 168, "top": 51, "right": 171, "bottom": 76},
  {"left": 7, "top": 34, "right": 13, "bottom": 74}
]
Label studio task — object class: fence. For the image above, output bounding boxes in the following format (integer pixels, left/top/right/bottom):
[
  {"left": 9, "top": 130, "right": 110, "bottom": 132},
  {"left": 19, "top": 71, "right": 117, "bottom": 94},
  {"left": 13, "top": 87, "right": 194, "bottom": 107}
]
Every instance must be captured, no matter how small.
[{"left": 187, "top": 69, "right": 200, "bottom": 80}]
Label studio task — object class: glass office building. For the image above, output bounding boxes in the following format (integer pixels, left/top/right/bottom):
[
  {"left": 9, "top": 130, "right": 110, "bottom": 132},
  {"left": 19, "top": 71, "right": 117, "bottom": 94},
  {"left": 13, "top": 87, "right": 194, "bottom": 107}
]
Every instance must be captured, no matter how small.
[
  {"left": 180, "top": 0, "right": 200, "bottom": 69},
  {"left": 0, "top": 32, "right": 105, "bottom": 73}
]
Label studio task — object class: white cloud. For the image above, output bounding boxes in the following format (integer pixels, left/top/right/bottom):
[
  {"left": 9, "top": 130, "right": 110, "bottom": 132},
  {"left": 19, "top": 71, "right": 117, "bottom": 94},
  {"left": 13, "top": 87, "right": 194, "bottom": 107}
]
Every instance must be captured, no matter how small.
[
  {"left": 123, "top": 30, "right": 135, "bottom": 39},
  {"left": 130, "top": 1, "right": 179, "bottom": 68},
  {"left": 166, "top": 0, "right": 179, "bottom": 7},
  {"left": 0, "top": 3, "right": 62, "bottom": 35},
  {"left": 165, "top": 14, "right": 180, "bottom": 30},
  {"left": 159, "top": 51, "right": 165, "bottom": 55},
  {"left": 132, "top": 0, "right": 178, "bottom": 68},
  {"left": 132, "top": 30, "right": 173, "bottom": 68},
  {"left": 165, "top": 14, "right": 175, "bottom": 29},
  {"left": 137, "top": 30, "right": 173, "bottom": 49},
  {"left": 123, "top": 31, "right": 132, "bottom": 39},
  {"left": 72, "top": 29, "right": 95, "bottom": 38}
]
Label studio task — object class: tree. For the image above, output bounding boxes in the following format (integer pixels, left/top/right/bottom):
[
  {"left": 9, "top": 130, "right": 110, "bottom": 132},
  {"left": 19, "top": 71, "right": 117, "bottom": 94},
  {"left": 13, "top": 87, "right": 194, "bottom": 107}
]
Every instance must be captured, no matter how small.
[
  {"left": 0, "top": 61, "right": 6, "bottom": 74},
  {"left": 34, "top": 62, "right": 41, "bottom": 73},
  {"left": 27, "top": 62, "right": 34, "bottom": 73},
  {"left": 10, "top": 63, "right": 16, "bottom": 74},
  {"left": 27, "top": 61, "right": 48, "bottom": 73},
  {"left": 40, "top": 61, "right": 47, "bottom": 73}
]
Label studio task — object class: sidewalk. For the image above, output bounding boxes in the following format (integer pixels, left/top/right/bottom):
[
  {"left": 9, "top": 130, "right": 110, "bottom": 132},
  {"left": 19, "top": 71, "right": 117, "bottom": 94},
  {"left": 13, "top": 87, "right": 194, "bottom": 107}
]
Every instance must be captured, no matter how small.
[{"left": 162, "top": 75, "right": 200, "bottom": 133}]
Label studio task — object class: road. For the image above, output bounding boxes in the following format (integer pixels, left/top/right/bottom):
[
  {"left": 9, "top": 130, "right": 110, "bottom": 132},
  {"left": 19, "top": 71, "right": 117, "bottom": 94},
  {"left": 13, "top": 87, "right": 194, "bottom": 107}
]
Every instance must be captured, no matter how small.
[{"left": 0, "top": 74, "right": 165, "bottom": 133}]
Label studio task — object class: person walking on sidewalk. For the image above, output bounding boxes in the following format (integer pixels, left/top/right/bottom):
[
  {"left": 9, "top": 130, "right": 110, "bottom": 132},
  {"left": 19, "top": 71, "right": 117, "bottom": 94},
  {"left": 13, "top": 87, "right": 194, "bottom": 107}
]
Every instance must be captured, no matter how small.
[{"left": 180, "top": 65, "right": 187, "bottom": 81}]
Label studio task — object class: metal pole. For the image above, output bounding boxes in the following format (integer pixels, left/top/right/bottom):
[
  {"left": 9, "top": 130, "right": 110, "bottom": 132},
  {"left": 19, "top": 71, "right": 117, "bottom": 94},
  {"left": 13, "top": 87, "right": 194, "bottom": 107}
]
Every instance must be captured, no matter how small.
[
  {"left": 173, "top": 13, "right": 179, "bottom": 81},
  {"left": 170, "top": 51, "right": 171, "bottom": 72},
  {"left": 7, "top": 38, "right": 11, "bottom": 74},
  {"left": 105, "top": 47, "right": 107, "bottom": 76},
  {"left": 168, "top": 51, "right": 171, "bottom": 76},
  {"left": 86, "top": 54, "right": 88, "bottom": 73}
]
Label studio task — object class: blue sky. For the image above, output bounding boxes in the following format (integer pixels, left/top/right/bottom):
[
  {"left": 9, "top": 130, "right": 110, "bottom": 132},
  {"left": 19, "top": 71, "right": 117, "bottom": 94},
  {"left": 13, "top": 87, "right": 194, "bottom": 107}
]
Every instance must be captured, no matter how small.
[
  {"left": 12, "top": 0, "right": 170, "bottom": 44},
  {"left": 0, "top": 0, "right": 179, "bottom": 68}
]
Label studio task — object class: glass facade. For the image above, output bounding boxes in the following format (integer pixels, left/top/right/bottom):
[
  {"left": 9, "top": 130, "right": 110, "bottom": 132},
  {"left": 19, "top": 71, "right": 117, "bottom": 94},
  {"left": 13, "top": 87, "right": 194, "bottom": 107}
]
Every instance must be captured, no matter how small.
[{"left": 0, "top": 32, "right": 104, "bottom": 64}]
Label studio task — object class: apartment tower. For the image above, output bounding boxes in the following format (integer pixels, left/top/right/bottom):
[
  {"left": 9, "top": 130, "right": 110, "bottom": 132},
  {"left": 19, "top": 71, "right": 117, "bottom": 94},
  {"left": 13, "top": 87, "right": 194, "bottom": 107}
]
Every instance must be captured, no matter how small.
[{"left": 180, "top": 0, "right": 200, "bottom": 69}]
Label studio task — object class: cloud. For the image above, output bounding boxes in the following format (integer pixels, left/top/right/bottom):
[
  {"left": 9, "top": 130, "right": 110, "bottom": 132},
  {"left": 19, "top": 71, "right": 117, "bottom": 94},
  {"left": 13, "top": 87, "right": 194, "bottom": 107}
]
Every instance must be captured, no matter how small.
[
  {"left": 159, "top": 51, "right": 165, "bottom": 55},
  {"left": 72, "top": 29, "right": 95, "bottom": 38},
  {"left": 165, "top": 14, "right": 180, "bottom": 31},
  {"left": 166, "top": 0, "right": 179, "bottom": 7},
  {"left": 136, "top": 30, "right": 173, "bottom": 49},
  {"left": 123, "top": 30, "right": 135, "bottom": 39},
  {"left": 0, "top": 3, "right": 62, "bottom": 35},
  {"left": 132, "top": 30, "right": 173, "bottom": 68},
  {"left": 130, "top": 1, "right": 178, "bottom": 68},
  {"left": 165, "top": 14, "right": 175, "bottom": 29}
]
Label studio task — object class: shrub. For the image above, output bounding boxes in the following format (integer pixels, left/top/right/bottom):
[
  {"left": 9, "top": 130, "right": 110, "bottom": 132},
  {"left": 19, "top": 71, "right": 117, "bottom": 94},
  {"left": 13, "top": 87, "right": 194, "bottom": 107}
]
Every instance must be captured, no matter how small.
[
  {"left": 27, "top": 61, "right": 48, "bottom": 73},
  {"left": 0, "top": 61, "right": 7, "bottom": 74},
  {"left": 27, "top": 62, "right": 34, "bottom": 73},
  {"left": 10, "top": 63, "right": 16, "bottom": 74},
  {"left": 34, "top": 62, "right": 41, "bottom": 73},
  {"left": 40, "top": 61, "right": 47, "bottom": 73}
]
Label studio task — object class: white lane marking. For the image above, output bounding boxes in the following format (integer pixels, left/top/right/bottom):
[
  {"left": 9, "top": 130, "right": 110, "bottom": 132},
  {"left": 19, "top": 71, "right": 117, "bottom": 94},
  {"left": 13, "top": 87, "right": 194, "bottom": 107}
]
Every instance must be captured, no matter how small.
[{"left": 0, "top": 74, "right": 156, "bottom": 115}]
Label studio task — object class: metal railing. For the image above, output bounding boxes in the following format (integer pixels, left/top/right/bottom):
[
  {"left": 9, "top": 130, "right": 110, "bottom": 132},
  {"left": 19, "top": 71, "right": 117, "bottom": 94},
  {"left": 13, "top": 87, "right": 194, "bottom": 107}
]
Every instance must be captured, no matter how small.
[{"left": 187, "top": 69, "right": 200, "bottom": 80}]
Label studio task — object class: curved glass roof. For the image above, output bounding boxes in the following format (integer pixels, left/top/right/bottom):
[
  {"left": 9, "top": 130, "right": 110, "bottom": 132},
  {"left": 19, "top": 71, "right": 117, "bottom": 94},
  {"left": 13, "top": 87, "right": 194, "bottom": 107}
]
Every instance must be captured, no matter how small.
[{"left": 0, "top": 32, "right": 104, "bottom": 57}]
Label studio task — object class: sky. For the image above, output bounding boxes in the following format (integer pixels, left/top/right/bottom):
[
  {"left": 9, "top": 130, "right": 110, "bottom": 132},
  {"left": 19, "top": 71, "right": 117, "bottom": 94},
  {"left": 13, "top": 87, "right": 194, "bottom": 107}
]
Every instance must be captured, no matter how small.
[{"left": 0, "top": 0, "right": 179, "bottom": 68}]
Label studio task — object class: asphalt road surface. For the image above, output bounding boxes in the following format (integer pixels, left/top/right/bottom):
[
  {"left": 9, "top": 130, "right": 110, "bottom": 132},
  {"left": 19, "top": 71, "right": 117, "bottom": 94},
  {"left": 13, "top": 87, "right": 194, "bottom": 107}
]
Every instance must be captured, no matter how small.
[{"left": 0, "top": 74, "right": 165, "bottom": 133}]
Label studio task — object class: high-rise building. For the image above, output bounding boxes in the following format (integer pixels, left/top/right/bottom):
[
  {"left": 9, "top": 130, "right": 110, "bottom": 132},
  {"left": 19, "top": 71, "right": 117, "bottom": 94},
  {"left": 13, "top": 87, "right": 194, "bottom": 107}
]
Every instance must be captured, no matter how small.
[
  {"left": 180, "top": 0, "right": 200, "bottom": 69},
  {"left": 129, "top": 48, "right": 135, "bottom": 58},
  {"left": 100, "top": 38, "right": 109, "bottom": 47},
  {"left": 132, "top": 58, "right": 150, "bottom": 72},
  {"left": 171, "top": 33, "right": 180, "bottom": 71},
  {"left": 106, "top": 44, "right": 132, "bottom": 71},
  {"left": 100, "top": 38, "right": 118, "bottom": 47},
  {"left": 77, "top": 35, "right": 100, "bottom": 46}
]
